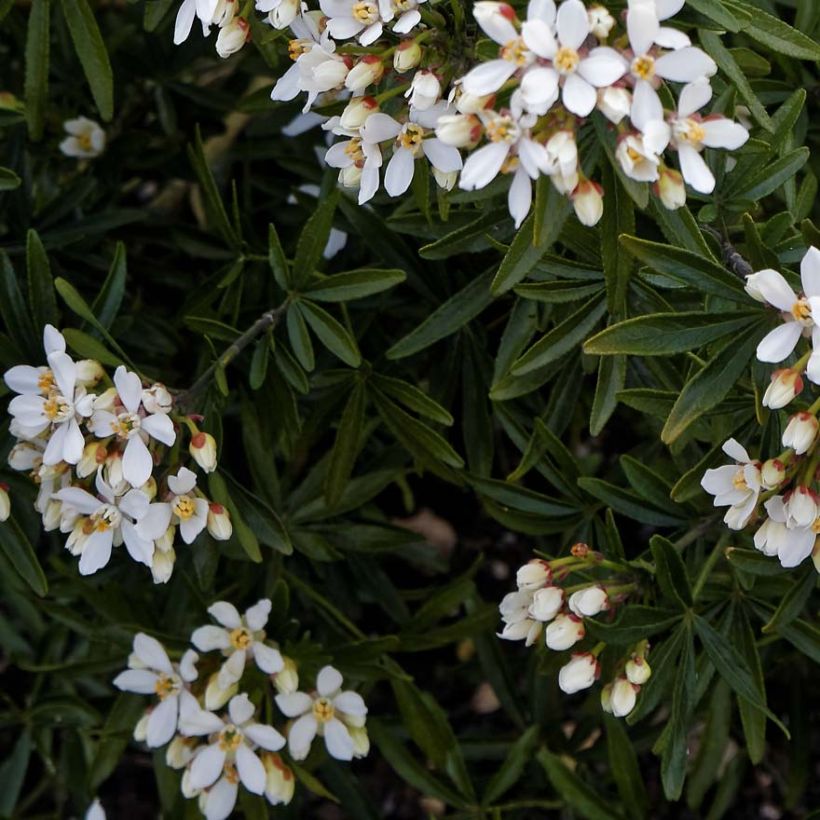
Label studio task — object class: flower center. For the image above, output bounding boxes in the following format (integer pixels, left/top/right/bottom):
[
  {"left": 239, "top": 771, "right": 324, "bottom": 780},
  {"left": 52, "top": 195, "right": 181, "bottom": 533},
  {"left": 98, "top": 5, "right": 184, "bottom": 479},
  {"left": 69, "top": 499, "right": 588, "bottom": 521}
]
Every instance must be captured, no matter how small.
[
  {"left": 554, "top": 46, "right": 580, "bottom": 74},
  {"left": 223, "top": 762, "right": 240, "bottom": 784},
  {"left": 393, "top": 0, "right": 415, "bottom": 9},
  {"left": 89, "top": 504, "right": 121, "bottom": 532},
  {"left": 229, "top": 627, "right": 253, "bottom": 650},
  {"left": 78, "top": 132, "right": 94, "bottom": 152},
  {"left": 288, "top": 38, "right": 310, "bottom": 61},
  {"left": 732, "top": 469, "right": 749, "bottom": 491},
  {"left": 218, "top": 725, "right": 244, "bottom": 752},
  {"left": 154, "top": 673, "right": 182, "bottom": 700},
  {"left": 344, "top": 138, "right": 365, "bottom": 164},
  {"left": 43, "top": 394, "right": 72, "bottom": 422},
  {"left": 791, "top": 297, "right": 812, "bottom": 325},
  {"left": 812, "top": 517, "right": 820, "bottom": 534},
  {"left": 111, "top": 412, "right": 141, "bottom": 439},
  {"left": 631, "top": 54, "right": 655, "bottom": 80},
  {"left": 501, "top": 38, "right": 531, "bottom": 67},
  {"left": 38, "top": 370, "right": 55, "bottom": 393},
  {"left": 352, "top": 1, "right": 379, "bottom": 24},
  {"left": 485, "top": 115, "right": 519, "bottom": 144},
  {"left": 312, "top": 696, "right": 335, "bottom": 723},
  {"left": 173, "top": 495, "right": 196, "bottom": 520},
  {"left": 398, "top": 123, "right": 425, "bottom": 154},
  {"left": 674, "top": 118, "right": 705, "bottom": 146},
  {"left": 500, "top": 154, "right": 520, "bottom": 174},
  {"left": 626, "top": 145, "right": 643, "bottom": 162}
]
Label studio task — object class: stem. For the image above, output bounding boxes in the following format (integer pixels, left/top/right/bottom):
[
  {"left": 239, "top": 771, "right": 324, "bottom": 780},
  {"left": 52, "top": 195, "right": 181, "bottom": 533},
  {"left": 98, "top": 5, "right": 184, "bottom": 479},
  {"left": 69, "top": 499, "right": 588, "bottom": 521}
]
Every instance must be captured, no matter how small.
[
  {"left": 176, "top": 301, "right": 289, "bottom": 409},
  {"left": 692, "top": 530, "right": 730, "bottom": 601}
]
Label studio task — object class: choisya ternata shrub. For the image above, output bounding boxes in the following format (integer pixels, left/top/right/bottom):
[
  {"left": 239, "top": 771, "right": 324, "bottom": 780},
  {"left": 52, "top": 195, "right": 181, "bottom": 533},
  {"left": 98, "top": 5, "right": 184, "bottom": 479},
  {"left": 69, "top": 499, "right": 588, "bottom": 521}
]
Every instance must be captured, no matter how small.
[{"left": 0, "top": 0, "right": 819, "bottom": 817}]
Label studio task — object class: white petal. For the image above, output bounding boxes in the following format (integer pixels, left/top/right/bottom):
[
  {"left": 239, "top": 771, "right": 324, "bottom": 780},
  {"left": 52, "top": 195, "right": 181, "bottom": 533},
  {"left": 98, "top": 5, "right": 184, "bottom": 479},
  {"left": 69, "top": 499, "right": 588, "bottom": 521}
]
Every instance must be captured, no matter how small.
[
  {"left": 243, "top": 598, "right": 272, "bottom": 631},
  {"left": 562, "top": 73, "right": 597, "bottom": 117},
  {"left": 229, "top": 693, "right": 256, "bottom": 726},
  {"left": 43, "top": 424, "right": 70, "bottom": 467},
  {"left": 462, "top": 60, "right": 518, "bottom": 96},
  {"left": 317, "top": 665, "right": 343, "bottom": 697},
  {"left": 236, "top": 744, "right": 266, "bottom": 794},
  {"left": 520, "top": 67, "right": 559, "bottom": 114},
  {"left": 174, "top": 0, "right": 196, "bottom": 44},
  {"left": 253, "top": 642, "right": 284, "bottom": 674},
  {"left": 556, "top": 0, "right": 589, "bottom": 49},
  {"left": 244, "top": 723, "right": 286, "bottom": 751},
  {"left": 141, "top": 413, "right": 176, "bottom": 446},
  {"left": 656, "top": 0, "right": 685, "bottom": 20},
  {"left": 521, "top": 18, "right": 557, "bottom": 59},
  {"left": 631, "top": 80, "right": 664, "bottom": 132},
  {"left": 121, "top": 519, "right": 155, "bottom": 566},
  {"left": 62, "top": 418, "right": 85, "bottom": 465},
  {"left": 191, "top": 625, "right": 231, "bottom": 652},
  {"left": 146, "top": 695, "right": 179, "bottom": 748},
  {"left": 287, "top": 713, "right": 317, "bottom": 760},
  {"left": 393, "top": 8, "right": 420, "bottom": 33},
  {"left": 113, "top": 668, "right": 159, "bottom": 694},
  {"left": 756, "top": 321, "right": 803, "bottom": 363},
  {"left": 204, "top": 777, "right": 238, "bottom": 820},
  {"left": 219, "top": 649, "right": 246, "bottom": 687},
  {"left": 189, "top": 743, "right": 226, "bottom": 789},
  {"left": 122, "top": 436, "right": 154, "bottom": 488},
  {"left": 333, "top": 690, "right": 367, "bottom": 717},
  {"left": 323, "top": 717, "right": 354, "bottom": 761},
  {"left": 655, "top": 26, "right": 690, "bottom": 49},
  {"left": 136, "top": 503, "right": 173, "bottom": 542},
  {"left": 422, "top": 139, "right": 463, "bottom": 173},
  {"left": 508, "top": 167, "right": 532, "bottom": 229},
  {"left": 120, "top": 488, "right": 150, "bottom": 521},
  {"left": 180, "top": 707, "right": 224, "bottom": 737},
  {"left": 459, "top": 141, "right": 509, "bottom": 190},
  {"left": 577, "top": 48, "right": 627, "bottom": 87},
  {"left": 677, "top": 79, "right": 712, "bottom": 118},
  {"left": 113, "top": 366, "right": 143, "bottom": 413},
  {"left": 384, "top": 148, "right": 416, "bottom": 197},
  {"left": 208, "top": 601, "right": 242, "bottom": 629},
  {"left": 134, "top": 633, "right": 174, "bottom": 673},
  {"left": 360, "top": 112, "right": 402, "bottom": 143},
  {"left": 801, "top": 247, "right": 820, "bottom": 298},
  {"left": 46, "top": 351, "right": 76, "bottom": 403},
  {"left": 43, "top": 324, "right": 66, "bottom": 354},
  {"left": 678, "top": 143, "right": 714, "bottom": 193},
  {"left": 275, "top": 691, "right": 313, "bottom": 718},
  {"left": 655, "top": 47, "right": 717, "bottom": 82},
  {"left": 55, "top": 487, "right": 102, "bottom": 515},
  {"left": 753, "top": 269, "right": 799, "bottom": 311},
  {"left": 180, "top": 649, "right": 199, "bottom": 682},
  {"left": 779, "top": 528, "right": 815, "bottom": 568},
  {"left": 4, "top": 365, "right": 46, "bottom": 395},
  {"left": 527, "top": 0, "right": 556, "bottom": 25},
  {"left": 78, "top": 530, "right": 114, "bottom": 575},
  {"left": 627, "top": 3, "right": 659, "bottom": 56},
  {"left": 722, "top": 438, "right": 750, "bottom": 463}
]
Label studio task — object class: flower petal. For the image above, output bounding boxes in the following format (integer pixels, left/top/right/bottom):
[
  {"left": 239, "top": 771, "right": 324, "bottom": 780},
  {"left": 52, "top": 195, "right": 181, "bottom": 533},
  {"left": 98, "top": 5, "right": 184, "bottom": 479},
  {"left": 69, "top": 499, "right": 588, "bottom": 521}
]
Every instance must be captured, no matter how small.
[
  {"left": 556, "top": 0, "right": 589, "bottom": 50},
  {"left": 700, "top": 118, "right": 749, "bottom": 150},
  {"left": 384, "top": 147, "right": 416, "bottom": 197},
  {"left": 208, "top": 601, "right": 242, "bottom": 629},
  {"left": 561, "top": 73, "right": 596, "bottom": 117},
  {"left": 113, "top": 668, "right": 159, "bottom": 694},
  {"left": 459, "top": 141, "right": 509, "bottom": 190},
  {"left": 275, "top": 691, "right": 313, "bottom": 718},
  {"left": 203, "top": 777, "right": 238, "bottom": 820},
  {"left": 323, "top": 717, "right": 354, "bottom": 761},
  {"left": 236, "top": 744, "right": 266, "bottom": 794},
  {"left": 333, "top": 690, "right": 367, "bottom": 717},
  {"left": 189, "top": 743, "right": 226, "bottom": 790},
  {"left": 801, "top": 247, "right": 820, "bottom": 298},
  {"left": 141, "top": 412, "right": 176, "bottom": 446},
  {"left": 655, "top": 47, "right": 717, "bottom": 82},
  {"left": 114, "top": 366, "right": 143, "bottom": 413},
  {"left": 146, "top": 695, "right": 179, "bottom": 748},
  {"left": 287, "top": 713, "right": 318, "bottom": 761},
  {"left": 722, "top": 438, "right": 750, "bottom": 463},
  {"left": 677, "top": 79, "right": 712, "bottom": 118},
  {"left": 577, "top": 47, "right": 627, "bottom": 88},
  {"left": 521, "top": 18, "right": 557, "bottom": 59},
  {"left": 317, "top": 665, "right": 344, "bottom": 697},
  {"left": 229, "top": 693, "right": 256, "bottom": 726},
  {"left": 462, "top": 60, "right": 517, "bottom": 96},
  {"left": 245, "top": 722, "right": 286, "bottom": 751},
  {"left": 134, "top": 632, "right": 174, "bottom": 673},
  {"left": 253, "top": 642, "right": 284, "bottom": 674},
  {"left": 191, "top": 625, "right": 231, "bottom": 652},
  {"left": 756, "top": 321, "right": 803, "bottom": 363},
  {"left": 678, "top": 143, "right": 714, "bottom": 194},
  {"left": 122, "top": 435, "right": 154, "bottom": 488}
]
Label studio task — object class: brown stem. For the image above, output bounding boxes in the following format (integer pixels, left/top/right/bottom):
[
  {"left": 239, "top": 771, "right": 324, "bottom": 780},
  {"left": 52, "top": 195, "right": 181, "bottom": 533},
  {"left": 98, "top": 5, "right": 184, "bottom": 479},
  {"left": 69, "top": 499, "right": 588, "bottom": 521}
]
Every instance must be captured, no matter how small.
[{"left": 701, "top": 224, "right": 754, "bottom": 278}]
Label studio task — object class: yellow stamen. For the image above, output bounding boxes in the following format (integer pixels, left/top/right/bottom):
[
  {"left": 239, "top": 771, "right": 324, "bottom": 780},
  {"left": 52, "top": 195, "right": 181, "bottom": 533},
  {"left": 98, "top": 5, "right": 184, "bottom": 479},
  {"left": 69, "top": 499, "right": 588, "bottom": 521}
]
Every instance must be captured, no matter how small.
[
  {"left": 398, "top": 123, "right": 425, "bottom": 155},
  {"left": 732, "top": 469, "right": 748, "bottom": 491},
  {"left": 38, "top": 370, "right": 55, "bottom": 392},
  {"left": 554, "top": 46, "right": 580, "bottom": 74},
  {"left": 229, "top": 627, "right": 253, "bottom": 650},
  {"left": 631, "top": 54, "right": 655, "bottom": 81},
  {"left": 154, "top": 674, "right": 181, "bottom": 700},
  {"left": 312, "top": 697, "right": 335, "bottom": 723},
  {"left": 173, "top": 495, "right": 196, "bottom": 521},
  {"left": 218, "top": 726, "right": 244, "bottom": 752},
  {"left": 485, "top": 115, "right": 519, "bottom": 144},
  {"left": 352, "top": 1, "right": 379, "bottom": 24},
  {"left": 501, "top": 38, "right": 530, "bottom": 67},
  {"left": 791, "top": 298, "right": 812, "bottom": 323}
]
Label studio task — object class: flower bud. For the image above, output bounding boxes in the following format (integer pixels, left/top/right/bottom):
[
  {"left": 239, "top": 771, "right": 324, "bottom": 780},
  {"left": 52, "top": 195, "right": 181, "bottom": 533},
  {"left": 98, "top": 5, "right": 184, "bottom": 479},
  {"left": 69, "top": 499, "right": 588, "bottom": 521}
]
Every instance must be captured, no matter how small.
[
  {"left": 610, "top": 677, "right": 638, "bottom": 717},
  {"left": 339, "top": 96, "right": 379, "bottom": 131},
  {"left": 190, "top": 432, "right": 218, "bottom": 472},
  {"left": 499, "top": 618, "right": 542, "bottom": 646},
  {"left": 545, "top": 613, "right": 585, "bottom": 651},
  {"left": 339, "top": 164, "right": 363, "bottom": 188},
  {"left": 181, "top": 769, "right": 198, "bottom": 799},
  {"left": 142, "top": 383, "right": 173, "bottom": 415},
  {"left": 263, "top": 0, "right": 300, "bottom": 29},
  {"left": 456, "top": 89, "right": 494, "bottom": 114},
  {"left": 141, "top": 476, "right": 158, "bottom": 502},
  {"left": 166, "top": 736, "right": 196, "bottom": 769},
  {"left": 568, "top": 586, "right": 609, "bottom": 617},
  {"left": 8, "top": 441, "right": 41, "bottom": 472},
  {"left": 572, "top": 179, "right": 604, "bottom": 226},
  {"left": 656, "top": 167, "right": 686, "bottom": 210},
  {"left": 0, "top": 483, "right": 9, "bottom": 522},
  {"left": 263, "top": 753, "right": 296, "bottom": 805},
  {"left": 597, "top": 86, "right": 631, "bottom": 124},
  {"left": 406, "top": 70, "right": 441, "bottom": 111},
  {"left": 432, "top": 168, "right": 458, "bottom": 191},
  {"left": 625, "top": 656, "right": 652, "bottom": 685},
  {"left": 787, "top": 486, "right": 817, "bottom": 528},
  {"left": 783, "top": 411, "right": 818, "bottom": 455},
  {"left": 558, "top": 652, "right": 599, "bottom": 694},
  {"left": 43, "top": 499, "right": 63, "bottom": 531},
  {"left": 207, "top": 503, "right": 232, "bottom": 540},
  {"left": 499, "top": 590, "right": 531, "bottom": 624},
  {"left": 93, "top": 387, "right": 118, "bottom": 412},
  {"left": 436, "top": 114, "right": 481, "bottom": 148},
  {"left": 75, "top": 359, "right": 105, "bottom": 387},
  {"left": 272, "top": 656, "right": 299, "bottom": 695},
  {"left": 393, "top": 40, "right": 422, "bottom": 73},
  {"left": 151, "top": 547, "right": 176, "bottom": 584},
  {"left": 349, "top": 725, "right": 370, "bottom": 758},
  {"left": 762, "top": 368, "right": 803, "bottom": 409},
  {"left": 760, "top": 458, "right": 786, "bottom": 490},
  {"left": 205, "top": 672, "right": 237, "bottom": 711},
  {"left": 516, "top": 558, "right": 551, "bottom": 590},
  {"left": 216, "top": 18, "right": 250, "bottom": 59},
  {"left": 345, "top": 56, "right": 384, "bottom": 92},
  {"left": 600, "top": 682, "right": 613, "bottom": 713},
  {"left": 588, "top": 4, "right": 615, "bottom": 39},
  {"left": 133, "top": 711, "right": 150, "bottom": 742},
  {"left": 529, "top": 586, "right": 564, "bottom": 622},
  {"left": 77, "top": 442, "right": 107, "bottom": 479},
  {"left": 743, "top": 270, "right": 769, "bottom": 302}
]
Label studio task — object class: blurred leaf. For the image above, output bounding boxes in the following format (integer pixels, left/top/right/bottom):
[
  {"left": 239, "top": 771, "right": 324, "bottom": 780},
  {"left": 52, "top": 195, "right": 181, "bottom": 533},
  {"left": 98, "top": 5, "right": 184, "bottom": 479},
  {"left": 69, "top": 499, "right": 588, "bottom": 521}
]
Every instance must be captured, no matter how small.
[
  {"left": 537, "top": 748, "right": 623, "bottom": 820},
  {"left": 26, "top": 229, "right": 58, "bottom": 330},
  {"left": 0, "top": 516, "right": 47, "bottom": 596},
  {"left": 306, "top": 268, "right": 406, "bottom": 302},
  {"left": 24, "top": 0, "right": 50, "bottom": 140},
  {"left": 298, "top": 299, "right": 361, "bottom": 367},
  {"left": 293, "top": 190, "right": 340, "bottom": 288}
]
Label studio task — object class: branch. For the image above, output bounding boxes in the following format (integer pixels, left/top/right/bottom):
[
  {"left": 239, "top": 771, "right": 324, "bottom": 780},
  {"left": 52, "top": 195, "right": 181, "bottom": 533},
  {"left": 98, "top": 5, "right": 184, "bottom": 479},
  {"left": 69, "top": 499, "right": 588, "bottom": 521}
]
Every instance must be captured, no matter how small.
[
  {"left": 175, "top": 302, "right": 288, "bottom": 409},
  {"left": 701, "top": 224, "right": 754, "bottom": 278}
]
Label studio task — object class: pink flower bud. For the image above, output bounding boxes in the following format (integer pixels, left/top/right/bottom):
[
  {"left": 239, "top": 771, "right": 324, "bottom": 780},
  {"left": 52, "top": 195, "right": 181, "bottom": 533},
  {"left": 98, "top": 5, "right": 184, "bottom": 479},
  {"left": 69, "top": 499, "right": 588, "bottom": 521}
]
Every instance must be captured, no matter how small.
[
  {"left": 558, "top": 652, "right": 600, "bottom": 694},
  {"left": 782, "top": 411, "right": 818, "bottom": 455},
  {"left": 763, "top": 368, "right": 803, "bottom": 409}
]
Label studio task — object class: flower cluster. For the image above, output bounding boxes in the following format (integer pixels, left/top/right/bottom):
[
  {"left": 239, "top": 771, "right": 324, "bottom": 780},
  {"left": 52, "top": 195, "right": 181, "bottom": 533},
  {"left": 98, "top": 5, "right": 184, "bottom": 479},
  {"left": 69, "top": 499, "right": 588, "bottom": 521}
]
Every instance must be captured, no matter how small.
[
  {"left": 3, "top": 325, "right": 231, "bottom": 582},
  {"left": 702, "top": 248, "right": 820, "bottom": 572},
  {"left": 114, "top": 598, "right": 369, "bottom": 820},
  {"left": 173, "top": 0, "right": 749, "bottom": 227},
  {"left": 497, "top": 546, "right": 650, "bottom": 717}
]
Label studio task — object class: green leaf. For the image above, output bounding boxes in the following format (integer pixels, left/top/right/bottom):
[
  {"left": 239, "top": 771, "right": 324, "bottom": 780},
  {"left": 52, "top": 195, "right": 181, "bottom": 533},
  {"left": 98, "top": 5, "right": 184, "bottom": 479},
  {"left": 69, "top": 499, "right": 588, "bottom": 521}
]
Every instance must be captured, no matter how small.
[
  {"left": 60, "top": 0, "right": 114, "bottom": 121},
  {"left": 584, "top": 312, "right": 758, "bottom": 356},
  {"left": 26, "top": 229, "right": 59, "bottom": 330},
  {"left": 386, "top": 270, "right": 494, "bottom": 360},
  {"left": 24, "top": 0, "right": 50, "bottom": 140},
  {"left": 685, "top": 0, "right": 745, "bottom": 31},
  {"left": 649, "top": 199, "right": 715, "bottom": 259},
  {"left": 577, "top": 478, "right": 685, "bottom": 526},
  {"left": 325, "top": 382, "right": 366, "bottom": 507},
  {"left": 589, "top": 352, "right": 625, "bottom": 436},
  {"left": 733, "top": 608, "right": 766, "bottom": 765},
  {"left": 268, "top": 223, "right": 290, "bottom": 289},
  {"left": 0, "top": 167, "right": 21, "bottom": 191},
  {"left": 88, "top": 693, "right": 144, "bottom": 791},
  {"left": 728, "top": 148, "right": 810, "bottom": 202},
  {"left": 293, "top": 190, "right": 340, "bottom": 287},
  {"left": 724, "top": 2, "right": 820, "bottom": 60},
  {"left": 511, "top": 296, "right": 607, "bottom": 375},
  {"left": 620, "top": 235, "right": 747, "bottom": 301},
  {"left": 649, "top": 536, "right": 693, "bottom": 608},
  {"left": 248, "top": 337, "right": 269, "bottom": 390},
  {"left": 208, "top": 471, "right": 263, "bottom": 562},
  {"left": 370, "top": 374, "right": 453, "bottom": 425},
  {"left": 286, "top": 305, "right": 315, "bottom": 372},
  {"left": 418, "top": 209, "right": 506, "bottom": 259},
  {"left": 606, "top": 716, "right": 648, "bottom": 820},
  {"left": 482, "top": 726, "right": 540, "bottom": 806},
  {"left": 661, "top": 628, "right": 695, "bottom": 800},
  {"left": 513, "top": 280, "right": 603, "bottom": 303},
  {"left": 62, "top": 328, "right": 123, "bottom": 368},
  {"left": 91, "top": 242, "right": 127, "bottom": 330},
  {"left": 0, "top": 516, "right": 48, "bottom": 596},
  {"left": 0, "top": 252, "right": 38, "bottom": 357},
  {"left": 700, "top": 30, "right": 773, "bottom": 132},
  {"left": 306, "top": 268, "right": 406, "bottom": 302},
  {"left": 761, "top": 563, "right": 815, "bottom": 633},
  {"left": 298, "top": 299, "right": 361, "bottom": 367},
  {"left": 537, "top": 749, "right": 622, "bottom": 820},
  {"left": 0, "top": 731, "right": 31, "bottom": 816},
  {"left": 601, "top": 163, "right": 634, "bottom": 314},
  {"left": 470, "top": 475, "right": 578, "bottom": 519},
  {"left": 586, "top": 606, "right": 682, "bottom": 645},
  {"left": 661, "top": 326, "right": 759, "bottom": 444}
]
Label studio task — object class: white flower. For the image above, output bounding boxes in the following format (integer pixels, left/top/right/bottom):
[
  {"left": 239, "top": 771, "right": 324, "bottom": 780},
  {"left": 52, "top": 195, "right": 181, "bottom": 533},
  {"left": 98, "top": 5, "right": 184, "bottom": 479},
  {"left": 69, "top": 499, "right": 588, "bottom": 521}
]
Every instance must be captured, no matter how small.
[
  {"left": 610, "top": 676, "right": 638, "bottom": 717},
  {"left": 751, "top": 248, "right": 820, "bottom": 380},
  {"left": 216, "top": 17, "right": 249, "bottom": 57},
  {"left": 668, "top": 80, "right": 749, "bottom": 194},
  {"left": 191, "top": 600, "right": 284, "bottom": 690},
  {"left": 571, "top": 179, "right": 604, "bottom": 227},
  {"left": 520, "top": 0, "right": 627, "bottom": 117},
  {"left": 529, "top": 586, "right": 564, "bottom": 621},
  {"left": 258, "top": 0, "right": 300, "bottom": 28},
  {"left": 89, "top": 366, "right": 176, "bottom": 487},
  {"left": 700, "top": 438, "right": 761, "bottom": 530},
  {"left": 138, "top": 466, "right": 209, "bottom": 545},
  {"left": 394, "top": 39, "right": 422, "bottom": 72},
  {"left": 597, "top": 86, "right": 632, "bottom": 124},
  {"left": 142, "top": 383, "right": 173, "bottom": 415},
  {"left": 180, "top": 693, "right": 286, "bottom": 816},
  {"left": 785, "top": 486, "right": 817, "bottom": 529},
  {"left": 275, "top": 665, "right": 368, "bottom": 761},
  {"left": 625, "top": 656, "right": 651, "bottom": 685},
  {"left": 325, "top": 116, "right": 388, "bottom": 205},
  {"left": 755, "top": 496, "right": 816, "bottom": 568},
  {"left": 174, "top": 0, "right": 235, "bottom": 45},
  {"left": 54, "top": 473, "right": 154, "bottom": 574},
  {"left": 498, "top": 589, "right": 543, "bottom": 645},
  {"left": 587, "top": 4, "right": 615, "bottom": 39},
  {"left": 762, "top": 368, "right": 804, "bottom": 409},
  {"left": 60, "top": 117, "right": 106, "bottom": 158},
  {"left": 459, "top": 111, "right": 550, "bottom": 228},
  {"left": 4, "top": 325, "right": 66, "bottom": 397},
  {"left": 320, "top": 0, "right": 386, "bottom": 45},
  {"left": 406, "top": 71, "right": 441, "bottom": 112},
  {"left": 620, "top": 80, "right": 670, "bottom": 183},
  {"left": 543, "top": 130, "right": 580, "bottom": 193},
  {"left": 545, "top": 613, "right": 585, "bottom": 650},
  {"left": 85, "top": 799, "right": 106, "bottom": 820},
  {"left": 558, "top": 653, "right": 599, "bottom": 694},
  {"left": 782, "top": 412, "right": 818, "bottom": 455},
  {"left": 515, "top": 558, "right": 552, "bottom": 590},
  {"left": 113, "top": 633, "right": 198, "bottom": 747},
  {"left": 568, "top": 586, "right": 609, "bottom": 617}
]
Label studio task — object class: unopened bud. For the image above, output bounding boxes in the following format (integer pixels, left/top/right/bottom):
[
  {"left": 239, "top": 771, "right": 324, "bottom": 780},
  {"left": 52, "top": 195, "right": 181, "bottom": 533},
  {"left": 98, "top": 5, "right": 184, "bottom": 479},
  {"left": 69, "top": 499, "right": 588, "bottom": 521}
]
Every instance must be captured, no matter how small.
[
  {"left": 456, "top": 89, "right": 494, "bottom": 114},
  {"left": 625, "top": 656, "right": 652, "bottom": 685},
  {"left": 349, "top": 725, "right": 370, "bottom": 758},
  {"left": 432, "top": 168, "right": 458, "bottom": 191},
  {"left": 142, "top": 383, "right": 173, "bottom": 415},
  {"left": 205, "top": 672, "right": 237, "bottom": 711},
  {"left": 133, "top": 711, "right": 150, "bottom": 742},
  {"left": 760, "top": 458, "right": 786, "bottom": 490},
  {"left": 263, "top": 753, "right": 296, "bottom": 805},
  {"left": 393, "top": 40, "right": 422, "bottom": 73},
  {"left": 339, "top": 96, "right": 379, "bottom": 131},
  {"left": 656, "top": 167, "right": 686, "bottom": 210},
  {"left": 572, "top": 179, "right": 604, "bottom": 226},
  {"left": 597, "top": 86, "right": 631, "bottom": 124},
  {"left": 529, "top": 586, "right": 564, "bottom": 622},
  {"left": 783, "top": 411, "right": 818, "bottom": 455},
  {"left": 588, "top": 4, "right": 615, "bottom": 39},
  {"left": 568, "top": 585, "right": 609, "bottom": 617},
  {"left": 345, "top": 56, "right": 384, "bottom": 92},
  {"left": 77, "top": 442, "right": 107, "bottom": 479},
  {"left": 207, "top": 503, "right": 232, "bottom": 540},
  {"left": 216, "top": 18, "right": 250, "bottom": 59},
  {"left": 76, "top": 359, "right": 104, "bottom": 387},
  {"left": 516, "top": 558, "right": 552, "bottom": 590},
  {"left": 610, "top": 676, "right": 638, "bottom": 717},
  {"left": 558, "top": 653, "right": 600, "bottom": 694},
  {"left": 762, "top": 368, "right": 803, "bottom": 409},
  {"left": 272, "top": 655, "right": 299, "bottom": 695},
  {"left": 406, "top": 70, "right": 441, "bottom": 111},
  {"left": 339, "top": 164, "right": 363, "bottom": 188},
  {"left": 436, "top": 114, "right": 481, "bottom": 148},
  {"left": 151, "top": 547, "right": 176, "bottom": 584},
  {"left": 0, "top": 483, "right": 9, "bottom": 522},
  {"left": 190, "top": 432, "right": 217, "bottom": 472},
  {"left": 166, "top": 736, "right": 196, "bottom": 769},
  {"left": 545, "top": 613, "right": 585, "bottom": 651}
]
